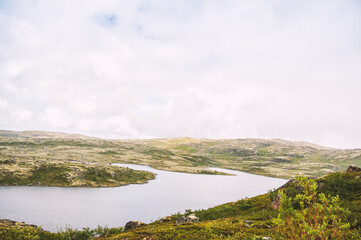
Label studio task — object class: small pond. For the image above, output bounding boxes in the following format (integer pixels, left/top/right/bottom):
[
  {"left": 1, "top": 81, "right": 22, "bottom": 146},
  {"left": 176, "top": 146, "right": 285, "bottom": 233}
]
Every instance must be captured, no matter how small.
[{"left": 0, "top": 164, "right": 287, "bottom": 232}]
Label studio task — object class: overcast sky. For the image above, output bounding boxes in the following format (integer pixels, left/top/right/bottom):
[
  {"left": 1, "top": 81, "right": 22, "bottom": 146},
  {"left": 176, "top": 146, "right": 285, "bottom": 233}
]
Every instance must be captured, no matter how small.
[{"left": 0, "top": 0, "right": 360, "bottom": 148}]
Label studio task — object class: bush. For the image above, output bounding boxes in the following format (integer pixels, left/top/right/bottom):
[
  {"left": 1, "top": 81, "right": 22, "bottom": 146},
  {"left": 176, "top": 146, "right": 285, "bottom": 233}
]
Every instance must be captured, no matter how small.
[{"left": 274, "top": 176, "right": 359, "bottom": 239}]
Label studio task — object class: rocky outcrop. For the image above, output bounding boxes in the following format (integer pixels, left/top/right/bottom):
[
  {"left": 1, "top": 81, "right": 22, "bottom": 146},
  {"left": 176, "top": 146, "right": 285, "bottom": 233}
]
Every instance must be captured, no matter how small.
[
  {"left": 346, "top": 166, "right": 361, "bottom": 173},
  {"left": 176, "top": 214, "right": 199, "bottom": 225},
  {"left": 159, "top": 216, "right": 172, "bottom": 223},
  {"left": 124, "top": 221, "right": 145, "bottom": 231}
]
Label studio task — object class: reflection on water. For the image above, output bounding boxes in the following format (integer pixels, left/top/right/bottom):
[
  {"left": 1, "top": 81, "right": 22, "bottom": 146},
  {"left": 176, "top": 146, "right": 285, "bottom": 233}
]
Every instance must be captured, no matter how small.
[{"left": 0, "top": 164, "right": 287, "bottom": 232}]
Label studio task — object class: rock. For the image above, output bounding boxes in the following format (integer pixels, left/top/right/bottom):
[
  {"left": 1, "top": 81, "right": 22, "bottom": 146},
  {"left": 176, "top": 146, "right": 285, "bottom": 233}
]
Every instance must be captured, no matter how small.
[
  {"left": 124, "top": 221, "right": 145, "bottom": 231},
  {"left": 176, "top": 214, "right": 199, "bottom": 225},
  {"left": 243, "top": 220, "right": 252, "bottom": 227},
  {"left": 159, "top": 216, "right": 172, "bottom": 223},
  {"left": 271, "top": 193, "right": 281, "bottom": 210},
  {"left": 256, "top": 223, "right": 271, "bottom": 229},
  {"left": 262, "top": 237, "right": 272, "bottom": 240},
  {"left": 346, "top": 166, "right": 361, "bottom": 173}
]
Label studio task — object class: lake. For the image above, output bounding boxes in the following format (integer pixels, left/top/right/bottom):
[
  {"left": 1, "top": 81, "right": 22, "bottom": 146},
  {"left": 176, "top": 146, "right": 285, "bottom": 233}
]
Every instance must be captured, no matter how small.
[{"left": 0, "top": 164, "right": 287, "bottom": 232}]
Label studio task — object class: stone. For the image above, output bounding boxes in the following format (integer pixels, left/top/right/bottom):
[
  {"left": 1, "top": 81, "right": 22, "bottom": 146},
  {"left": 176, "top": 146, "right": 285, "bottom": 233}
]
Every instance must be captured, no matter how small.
[
  {"left": 124, "top": 221, "right": 145, "bottom": 231},
  {"left": 256, "top": 223, "right": 271, "bottom": 229},
  {"left": 159, "top": 216, "right": 172, "bottom": 223},
  {"left": 176, "top": 214, "right": 199, "bottom": 225},
  {"left": 346, "top": 166, "right": 361, "bottom": 173}
]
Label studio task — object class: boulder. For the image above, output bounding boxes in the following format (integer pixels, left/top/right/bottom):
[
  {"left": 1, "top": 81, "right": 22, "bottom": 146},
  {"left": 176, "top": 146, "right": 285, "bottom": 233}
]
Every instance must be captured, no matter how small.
[
  {"left": 159, "top": 216, "right": 172, "bottom": 223},
  {"left": 124, "top": 221, "right": 145, "bottom": 231},
  {"left": 346, "top": 166, "right": 361, "bottom": 173},
  {"left": 255, "top": 223, "right": 271, "bottom": 229},
  {"left": 176, "top": 214, "right": 199, "bottom": 225}
]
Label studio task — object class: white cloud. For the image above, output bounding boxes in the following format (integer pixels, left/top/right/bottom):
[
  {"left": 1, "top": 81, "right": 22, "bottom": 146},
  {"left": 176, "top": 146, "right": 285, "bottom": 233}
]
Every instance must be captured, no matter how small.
[
  {"left": 11, "top": 109, "right": 33, "bottom": 123},
  {"left": 42, "top": 108, "right": 73, "bottom": 129},
  {"left": 99, "top": 116, "right": 143, "bottom": 139},
  {"left": 0, "top": 0, "right": 360, "bottom": 148},
  {"left": 0, "top": 99, "right": 8, "bottom": 108}
]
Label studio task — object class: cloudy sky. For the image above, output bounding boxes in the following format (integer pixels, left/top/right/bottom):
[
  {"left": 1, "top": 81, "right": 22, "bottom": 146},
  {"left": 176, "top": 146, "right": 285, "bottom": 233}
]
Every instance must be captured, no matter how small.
[{"left": 0, "top": 0, "right": 360, "bottom": 148}]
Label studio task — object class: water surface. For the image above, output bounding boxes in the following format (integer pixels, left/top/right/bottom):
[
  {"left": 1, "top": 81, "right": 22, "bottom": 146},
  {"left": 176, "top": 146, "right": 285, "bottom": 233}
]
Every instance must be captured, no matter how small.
[{"left": 0, "top": 164, "right": 287, "bottom": 232}]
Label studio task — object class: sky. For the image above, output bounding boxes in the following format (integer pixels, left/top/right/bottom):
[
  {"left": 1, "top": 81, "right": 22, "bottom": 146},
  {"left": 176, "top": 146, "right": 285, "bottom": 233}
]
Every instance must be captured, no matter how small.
[{"left": 0, "top": 0, "right": 360, "bottom": 149}]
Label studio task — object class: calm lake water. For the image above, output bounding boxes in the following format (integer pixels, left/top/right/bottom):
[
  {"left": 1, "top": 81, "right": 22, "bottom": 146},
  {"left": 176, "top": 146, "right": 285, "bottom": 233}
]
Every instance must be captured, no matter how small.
[{"left": 0, "top": 164, "right": 287, "bottom": 232}]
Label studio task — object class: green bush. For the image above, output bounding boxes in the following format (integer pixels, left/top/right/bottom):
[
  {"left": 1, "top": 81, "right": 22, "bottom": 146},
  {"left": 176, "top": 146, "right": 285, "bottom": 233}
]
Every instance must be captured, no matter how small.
[{"left": 274, "top": 176, "right": 359, "bottom": 239}]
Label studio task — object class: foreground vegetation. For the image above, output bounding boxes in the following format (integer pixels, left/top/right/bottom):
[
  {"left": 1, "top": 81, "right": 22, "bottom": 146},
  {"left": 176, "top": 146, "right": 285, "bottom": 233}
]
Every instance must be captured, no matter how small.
[
  {"left": 0, "top": 223, "right": 124, "bottom": 240},
  {"left": 1, "top": 169, "right": 360, "bottom": 239},
  {"left": 1, "top": 130, "right": 361, "bottom": 186}
]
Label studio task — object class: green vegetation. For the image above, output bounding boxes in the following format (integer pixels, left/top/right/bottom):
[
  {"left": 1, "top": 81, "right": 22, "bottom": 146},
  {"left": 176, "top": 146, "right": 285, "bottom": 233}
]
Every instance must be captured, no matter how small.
[
  {"left": 275, "top": 176, "right": 356, "bottom": 239},
  {"left": 0, "top": 225, "right": 124, "bottom": 240},
  {"left": 0, "top": 161, "right": 155, "bottom": 187}
]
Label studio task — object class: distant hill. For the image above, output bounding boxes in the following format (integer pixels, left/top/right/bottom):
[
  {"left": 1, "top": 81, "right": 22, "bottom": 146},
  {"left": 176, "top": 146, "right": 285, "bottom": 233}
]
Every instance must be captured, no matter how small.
[
  {"left": 0, "top": 130, "right": 93, "bottom": 139},
  {"left": 1, "top": 130, "right": 361, "bottom": 181}
]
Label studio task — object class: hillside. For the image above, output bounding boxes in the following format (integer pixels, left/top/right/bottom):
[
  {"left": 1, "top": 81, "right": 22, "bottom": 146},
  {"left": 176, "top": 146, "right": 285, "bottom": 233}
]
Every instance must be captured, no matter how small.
[{"left": 1, "top": 130, "right": 361, "bottom": 187}]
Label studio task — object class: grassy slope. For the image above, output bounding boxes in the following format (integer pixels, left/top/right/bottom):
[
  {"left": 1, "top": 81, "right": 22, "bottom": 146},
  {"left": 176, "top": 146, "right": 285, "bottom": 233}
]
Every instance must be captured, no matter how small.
[{"left": 106, "top": 171, "right": 361, "bottom": 239}]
